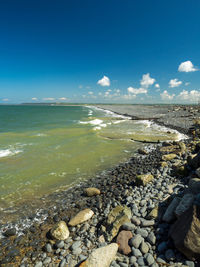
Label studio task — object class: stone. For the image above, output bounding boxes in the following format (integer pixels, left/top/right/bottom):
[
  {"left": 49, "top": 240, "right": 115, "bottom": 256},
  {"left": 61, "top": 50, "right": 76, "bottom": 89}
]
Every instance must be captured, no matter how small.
[
  {"left": 135, "top": 228, "right": 148, "bottom": 238},
  {"left": 165, "top": 249, "right": 175, "bottom": 261},
  {"left": 116, "top": 230, "right": 133, "bottom": 255},
  {"left": 162, "top": 154, "right": 177, "bottom": 161},
  {"left": 34, "top": 262, "right": 43, "bottom": 267},
  {"left": 69, "top": 208, "right": 94, "bottom": 226},
  {"left": 122, "top": 222, "right": 135, "bottom": 231},
  {"left": 45, "top": 243, "right": 52, "bottom": 253},
  {"left": 50, "top": 221, "right": 70, "bottom": 240},
  {"left": 4, "top": 228, "right": 16, "bottom": 237},
  {"left": 147, "top": 232, "right": 156, "bottom": 245},
  {"left": 132, "top": 248, "right": 142, "bottom": 257},
  {"left": 105, "top": 205, "right": 132, "bottom": 242},
  {"left": 141, "top": 219, "right": 155, "bottom": 227},
  {"left": 140, "top": 240, "right": 149, "bottom": 254},
  {"left": 131, "top": 216, "right": 141, "bottom": 226},
  {"left": 170, "top": 205, "right": 200, "bottom": 260},
  {"left": 162, "top": 197, "right": 181, "bottom": 223},
  {"left": 135, "top": 174, "right": 154, "bottom": 186},
  {"left": 144, "top": 253, "right": 155, "bottom": 265},
  {"left": 80, "top": 243, "right": 118, "bottom": 267},
  {"left": 196, "top": 168, "right": 200, "bottom": 178},
  {"left": 157, "top": 241, "right": 167, "bottom": 253},
  {"left": 129, "top": 234, "right": 143, "bottom": 249},
  {"left": 85, "top": 187, "right": 100, "bottom": 197},
  {"left": 185, "top": 261, "right": 195, "bottom": 267},
  {"left": 175, "top": 194, "right": 194, "bottom": 217},
  {"left": 147, "top": 207, "right": 158, "bottom": 220},
  {"left": 55, "top": 240, "right": 64, "bottom": 249},
  {"left": 188, "top": 178, "right": 200, "bottom": 194}
]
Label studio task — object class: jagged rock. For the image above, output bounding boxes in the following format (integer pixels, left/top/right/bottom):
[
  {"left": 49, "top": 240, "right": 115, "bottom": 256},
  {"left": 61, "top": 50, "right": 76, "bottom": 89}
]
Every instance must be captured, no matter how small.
[
  {"left": 162, "top": 154, "right": 177, "bottom": 161},
  {"left": 50, "top": 221, "right": 69, "bottom": 240},
  {"left": 69, "top": 209, "right": 94, "bottom": 226},
  {"left": 163, "top": 197, "right": 181, "bottom": 223},
  {"left": 170, "top": 205, "right": 200, "bottom": 260},
  {"left": 188, "top": 178, "right": 200, "bottom": 194},
  {"left": 188, "top": 152, "right": 200, "bottom": 169},
  {"left": 135, "top": 174, "right": 154, "bottom": 186},
  {"left": 116, "top": 230, "right": 133, "bottom": 255},
  {"left": 105, "top": 205, "right": 132, "bottom": 242},
  {"left": 80, "top": 243, "right": 118, "bottom": 267},
  {"left": 175, "top": 194, "right": 194, "bottom": 217},
  {"left": 85, "top": 187, "right": 100, "bottom": 196}
]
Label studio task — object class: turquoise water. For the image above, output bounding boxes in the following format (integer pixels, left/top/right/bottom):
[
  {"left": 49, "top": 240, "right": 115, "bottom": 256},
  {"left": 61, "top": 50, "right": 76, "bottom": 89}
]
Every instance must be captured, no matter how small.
[{"left": 0, "top": 105, "right": 182, "bottom": 211}]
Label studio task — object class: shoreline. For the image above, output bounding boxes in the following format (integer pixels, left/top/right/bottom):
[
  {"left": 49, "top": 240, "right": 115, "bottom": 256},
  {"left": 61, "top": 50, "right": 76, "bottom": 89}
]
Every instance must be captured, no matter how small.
[{"left": 0, "top": 105, "right": 199, "bottom": 266}]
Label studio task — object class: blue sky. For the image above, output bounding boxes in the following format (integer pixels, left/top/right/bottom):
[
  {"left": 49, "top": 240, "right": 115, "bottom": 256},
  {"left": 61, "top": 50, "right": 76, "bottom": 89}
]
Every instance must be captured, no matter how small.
[{"left": 0, "top": 0, "right": 200, "bottom": 104}]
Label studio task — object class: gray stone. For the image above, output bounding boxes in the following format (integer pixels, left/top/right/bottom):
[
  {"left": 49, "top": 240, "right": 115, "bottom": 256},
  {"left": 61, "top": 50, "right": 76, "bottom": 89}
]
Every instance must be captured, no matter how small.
[
  {"left": 162, "top": 197, "right": 181, "bottom": 223},
  {"left": 145, "top": 253, "right": 155, "bottom": 265},
  {"left": 55, "top": 240, "right": 64, "bottom": 249},
  {"left": 72, "top": 247, "right": 82, "bottom": 255},
  {"left": 118, "top": 263, "right": 128, "bottom": 267},
  {"left": 132, "top": 248, "right": 142, "bottom": 257},
  {"left": 59, "top": 259, "right": 66, "bottom": 267},
  {"left": 140, "top": 241, "right": 149, "bottom": 254},
  {"left": 130, "top": 256, "right": 137, "bottom": 264},
  {"left": 71, "top": 240, "right": 82, "bottom": 250},
  {"left": 35, "top": 262, "right": 43, "bottom": 267},
  {"left": 141, "top": 219, "right": 155, "bottom": 227},
  {"left": 43, "top": 257, "right": 51, "bottom": 265},
  {"left": 137, "top": 256, "right": 145, "bottom": 266},
  {"left": 136, "top": 228, "right": 148, "bottom": 238},
  {"left": 45, "top": 243, "right": 52, "bottom": 253},
  {"left": 122, "top": 222, "right": 135, "bottom": 231},
  {"left": 147, "top": 232, "right": 156, "bottom": 245},
  {"left": 129, "top": 234, "right": 143, "bottom": 249}
]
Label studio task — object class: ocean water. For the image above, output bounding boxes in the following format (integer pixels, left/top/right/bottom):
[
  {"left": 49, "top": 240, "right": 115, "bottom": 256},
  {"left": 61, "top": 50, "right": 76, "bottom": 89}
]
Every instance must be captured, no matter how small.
[{"left": 0, "top": 105, "right": 184, "bottom": 214}]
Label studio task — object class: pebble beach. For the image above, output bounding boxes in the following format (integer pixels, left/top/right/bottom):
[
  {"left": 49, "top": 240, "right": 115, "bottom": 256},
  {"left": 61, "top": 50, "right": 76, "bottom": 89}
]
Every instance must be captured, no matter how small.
[{"left": 1, "top": 104, "right": 200, "bottom": 267}]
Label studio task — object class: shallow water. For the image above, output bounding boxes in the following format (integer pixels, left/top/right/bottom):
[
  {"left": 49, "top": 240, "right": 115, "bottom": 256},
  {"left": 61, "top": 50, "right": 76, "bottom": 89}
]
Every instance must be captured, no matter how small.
[{"left": 0, "top": 105, "right": 183, "bottom": 214}]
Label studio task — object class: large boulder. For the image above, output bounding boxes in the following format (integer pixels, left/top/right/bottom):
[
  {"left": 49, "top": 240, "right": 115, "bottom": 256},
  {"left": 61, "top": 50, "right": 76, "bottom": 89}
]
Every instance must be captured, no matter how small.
[
  {"left": 105, "top": 205, "right": 132, "bottom": 242},
  {"left": 175, "top": 194, "right": 194, "bottom": 217},
  {"left": 69, "top": 209, "right": 94, "bottom": 226},
  {"left": 50, "top": 221, "right": 69, "bottom": 240},
  {"left": 162, "top": 197, "right": 181, "bottom": 223},
  {"left": 188, "top": 178, "right": 200, "bottom": 194},
  {"left": 135, "top": 174, "right": 154, "bottom": 186},
  {"left": 170, "top": 205, "right": 200, "bottom": 260},
  {"left": 188, "top": 152, "right": 200, "bottom": 169},
  {"left": 80, "top": 243, "right": 118, "bottom": 267}
]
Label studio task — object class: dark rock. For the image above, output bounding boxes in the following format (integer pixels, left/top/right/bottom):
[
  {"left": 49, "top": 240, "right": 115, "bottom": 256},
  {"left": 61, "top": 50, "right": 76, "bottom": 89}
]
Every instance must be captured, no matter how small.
[{"left": 4, "top": 228, "right": 16, "bottom": 237}]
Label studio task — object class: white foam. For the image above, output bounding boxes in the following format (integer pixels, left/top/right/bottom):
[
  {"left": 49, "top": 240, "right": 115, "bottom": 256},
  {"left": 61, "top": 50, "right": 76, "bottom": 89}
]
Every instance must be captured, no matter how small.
[
  {"left": 35, "top": 133, "right": 47, "bottom": 137},
  {"left": 0, "top": 149, "right": 22, "bottom": 158},
  {"left": 79, "top": 119, "right": 104, "bottom": 126}
]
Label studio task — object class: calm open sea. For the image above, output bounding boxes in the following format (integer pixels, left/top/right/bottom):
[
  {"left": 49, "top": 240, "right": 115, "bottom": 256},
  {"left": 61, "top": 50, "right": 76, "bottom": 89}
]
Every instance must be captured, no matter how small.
[{"left": 0, "top": 105, "right": 182, "bottom": 213}]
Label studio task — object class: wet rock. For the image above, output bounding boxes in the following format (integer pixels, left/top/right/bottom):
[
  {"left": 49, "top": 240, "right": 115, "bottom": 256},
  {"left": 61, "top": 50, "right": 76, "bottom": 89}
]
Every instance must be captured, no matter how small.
[
  {"left": 170, "top": 205, "right": 200, "bottom": 260},
  {"left": 105, "top": 205, "right": 131, "bottom": 242},
  {"left": 175, "top": 194, "right": 194, "bottom": 217},
  {"left": 162, "top": 197, "right": 181, "bottom": 223},
  {"left": 188, "top": 178, "right": 200, "bottom": 194},
  {"left": 50, "top": 221, "right": 70, "bottom": 240},
  {"left": 69, "top": 208, "right": 94, "bottom": 226},
  {"left": 85, "top": 187, "right": 101, "bottom": 197},
  {"left": 80, "top": 243, "right": 118, "bottom": 267},
  {"left": 135, "top": 174, "right": 154, "bottom": 186},
  {"left": 116, "top": 230, "right": 133, "bottom": 255}
]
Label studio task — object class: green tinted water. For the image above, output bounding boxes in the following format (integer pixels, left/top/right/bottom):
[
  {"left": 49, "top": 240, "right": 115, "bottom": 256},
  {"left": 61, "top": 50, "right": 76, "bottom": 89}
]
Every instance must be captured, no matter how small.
[{"left": 0, "top": 105, "right": 182, "bottom": 211}]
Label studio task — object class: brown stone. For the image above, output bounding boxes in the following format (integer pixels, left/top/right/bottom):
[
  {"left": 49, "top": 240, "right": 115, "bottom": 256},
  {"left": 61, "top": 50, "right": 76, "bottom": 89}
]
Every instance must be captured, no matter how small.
[
  {"left": 116, "top": 230, "right": 133, "bottom": 255},
  {"left": 170, "top": 205, "right": 200, "bottom": 260},
  {"left": 85, "top": 187, "right": 101, "bottom": 196}
]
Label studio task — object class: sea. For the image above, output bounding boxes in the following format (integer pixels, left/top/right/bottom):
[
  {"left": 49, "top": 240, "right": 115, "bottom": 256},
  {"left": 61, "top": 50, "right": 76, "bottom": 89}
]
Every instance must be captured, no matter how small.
[{"left": 0, "top": 105, "right": 184, "bottom": 221}]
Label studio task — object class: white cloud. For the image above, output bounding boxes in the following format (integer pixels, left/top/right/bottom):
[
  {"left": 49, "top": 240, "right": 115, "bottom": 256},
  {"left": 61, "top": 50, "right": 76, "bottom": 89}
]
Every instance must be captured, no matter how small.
[
  {"left": 59, "top": 97, "right": 68, "bottom": 101},
  {"left": 121, "top": 94, "right": 136, "bottom": 100},
  {"left": 185, "top": 82, "right": 190, "bottom": 86},
  {"left": 178, "top": 61, "right": 198, "bottom": 72},
  {"left": 160, "top": 90, "right": 175, "bottom": 101},
  {"left": 43, "top": 98, "right": 55, "bottom": 101},
  {"left": 140, "top": 73, "right": 155, "bottom": 88},
  {"left": 155, "top": 83, "right": 160, "bottom": 88},
  {"left": 79, "top": 85, "right": 83, "bottom": 89},
  {"left": 2, "top": 98, "right": 9, "bottom": 101},
  {"left": 98, "top": 92, "right": 102, "bottom": 96},
  {"left": 32, "top": 97, "right": 38, "bottom": 101},
  {"left": 127, "top": 87, "right": 147, "bottom": 94},
  {"left": 97, "top": 76, "right": 110, "bottom": 87},
  {"left": 177, "top": 90, "right": 200, "bottom": 102},
  {"left": 88, "top": 91, "right": 93, "bottom": 95},
  {"left": 115, "top": 89, "right": 120, "bottom": 93},
  {"left": 169, "top": 78, "right": 182, "bottom": 88}
]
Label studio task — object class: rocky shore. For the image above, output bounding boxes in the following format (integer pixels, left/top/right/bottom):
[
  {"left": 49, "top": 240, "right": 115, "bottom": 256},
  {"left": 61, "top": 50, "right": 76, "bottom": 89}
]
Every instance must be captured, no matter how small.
[{"left": 1, "top": 105, "right": 200, "bottom": 267}]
